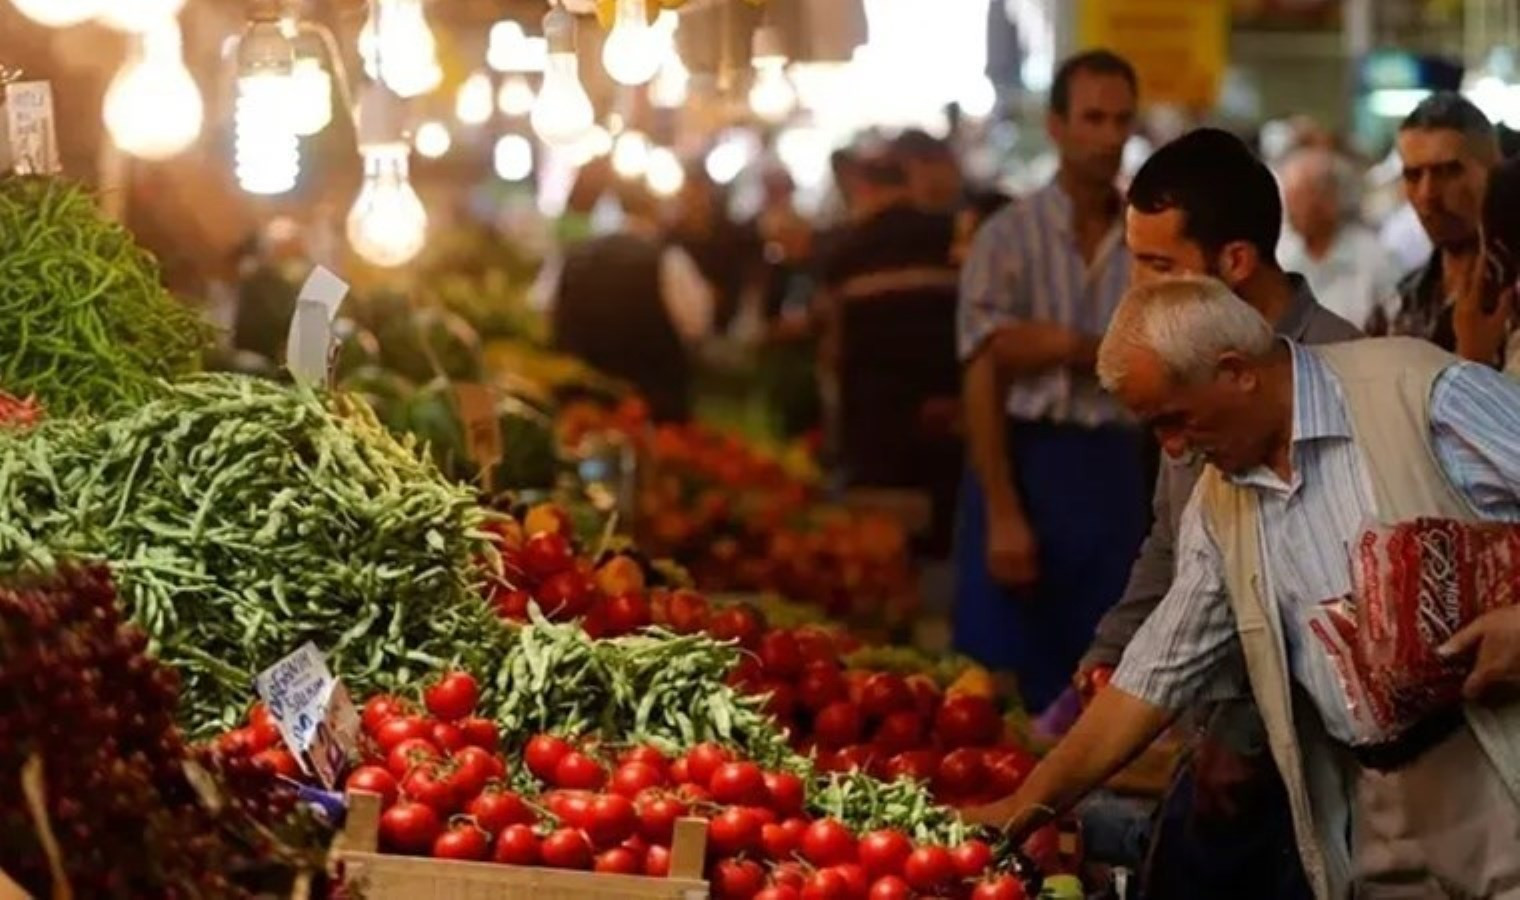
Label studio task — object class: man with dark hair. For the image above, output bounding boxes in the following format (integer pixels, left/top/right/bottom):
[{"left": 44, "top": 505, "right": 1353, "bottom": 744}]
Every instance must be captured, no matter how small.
[
  {"left": 1068, "top": 127, "right": 1359, "bottom": 898},
  {"left": 892, "top": 128, "right": 965, "bottom": 214},
  {"left": 1376, "top": 91, "right": 1500, "bottom": 348},
  {"left": 954, "top": 48, "right": 1145, "bottom": 713}
]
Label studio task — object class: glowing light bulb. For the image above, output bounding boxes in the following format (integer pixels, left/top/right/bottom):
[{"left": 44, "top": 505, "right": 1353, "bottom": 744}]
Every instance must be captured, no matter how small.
[
  {"left": 646, "top": 147, "right": 685, "bottom": 197},
  {"left": 566, "top": 125, "right": 613, "bottom": 165},
  {"left": 612, "top": 130, "right": 650, "bottom": 178},
  {"left": 488, "top": 21, "right": 526, "bottom": 72},
  {"left": 348, "top": 144, "right": 428, "bottom": 267},
  {"left": 532, "top": 53, "right": 594, "bottom": 146},
  {"left": 957, "top": 76, "right": 997, "bottom": 119},
  {"left": 650, "top": 51, "right": 688, "bottom": 109},
  {"left": 9, "top": 0, "right": 103, "bottom": 27},
  {"left": 236, "top": 72, "right": 299, "bottom": 194},
  {"left": 103, "top": 21, "right": 202, "bottom": 160},
  {"left": 456, "top": 71, "right": 494, "bottom": 125},
  {"left": 289, "top": 57, "right": 334, "bottom": 137},
  {"left": 705, "top": 136, "right": 749, "bottom": 185},
  {"left": 749, "top": 62, "right": 795, "bottom": 122},
  {"left": 601, "top": 0, "right": 662, "bottom": 86},
  {"left": 494, "top": 135, "right": 534, "bottom": 181},
  {"left": 94, "top": 0, "right": 185, "bottom": 32},
  {"left": 414, "top": 120, "right": 452, "bottom": 158},
  {"left": 498, "top": 74, "right": 536, "bottom": 117},
  {"left": 359, "top": 0, "right": 443, "bottom": 98}
]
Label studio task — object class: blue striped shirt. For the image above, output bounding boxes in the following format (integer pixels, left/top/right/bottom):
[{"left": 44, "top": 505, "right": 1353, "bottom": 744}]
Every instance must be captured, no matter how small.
[
  {"left": 956, "top": 181, "right": 1132, "bottom": 426},
  {"left": 1113, "top": 340, "right": 1520, "bottom": 744}
]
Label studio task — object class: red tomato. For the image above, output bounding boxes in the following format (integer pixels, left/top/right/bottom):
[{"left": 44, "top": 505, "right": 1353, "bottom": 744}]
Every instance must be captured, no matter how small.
[
  {"left": 859, "top": 674, "right": 912, "bottom": 720},
  {"left": 545, "top": 790, "right": 596, "bottom": 830},
  {"left": 459, "top": 716, "right": 500, "bottom": 751},
  {"left": 728, "top": 655, "right": 765, "bottom": 691},
  {"left": 984, "top": 750, "right": 1033, "bottom": 797},
  {"left": 833, "top": 745, "right": 878, "bottom": 775},
  {"left": 522, "top": 532, "right": 574, "bottom": 580},
  {"left": 867, "top": 876, "right": 912, "bottom": 900},
  {"left": 883, "top": 750, "right": 939, "bottom": 785},
  {"left": 667, "top": 756, "right": 692, "bottom": 785},
  {"left": 636, "top": 790, "right": 687, "bottom": 843},
  {"left": 935, "top": 748, "right": 988, "bottom": 798},
  {"left": 797, "top": 662, "right": 848, "bottom": 713},
  {"left": 708, "top": 604, "right": 766, "bottom": 649},
  {"left": 387, "top": 737, "right": 440, "bottom": 778},
  {"left": 424, "top": 722, "right": 462, "bottom": 754},
  {"left": 555, "top": 751, "right": 607, "bottom": 790},
  {"left": 812, "top": 702, "right": 864, "bottom": 749},
  {"left": 492, "top": 587, "right": 533, "bottom": 621},
  {"left": 708, "top": 807, "right": 763, "bottom": 857},
  {"left": 904, "top": 675, "right": 942, "bottom": 721},
  {"left": 709, "top": 761, "right": 768, "bottom": 806},
  {"left": 424, "top": 671, "right": 480, "bottom": 723},
  {"left": 950, "top": 839, "right": 994, "bottom": 878},
  {"left": 856, "top": 830, "right": 912, "bottom": 879},
  {"left": 595, "top": 846, "right": 644, "bottom": 875},
  {"left": 971, "top": 875, "right": 1028, "bottom": 900},
  {"left": 758, "top": 680, "right": 798, "bottom": 723},
  {"left": 248, "top": 717, "right": 282, "bottom": 752},
  {"left": 756, "top": 887, "right": 801, "bottom": 900},
  {"left": 433, "top": 822, "right": 490, "bottom": 861},
  {"left": 713, "top": 858, "right": 767, "bottom": 899},
  {"left": 540, "top": 827, "right": 594, "bottom": 870},
  {"left": 902, "top": 846, "right": 955, "bottom": 892},
  {"left": 683, "top": 743, "right": 733, "bottom": 786},
  {"left": 402, "top": 763, "right": 461, "bottom": 815},
  {"left": 1021, "top": 824, "right": 1061, "bottom": 872},
  {"left": 379, "top": 801, "right": 442, "bottom": 854},
  {"left": 524, "top": 734, "right": 572, "bottom": 783},
  {"left": 935, "top": 695, "right": 1001, "bottom": 749},
  {"left": 760, "top": 822, "right": 800, "bottom": 860},
  {"left": 604, "top": 591, "right": 653, "bottom": 635},
  {"left": 665, "top": 590, "right": 711, "bottom": 634},
  {"left": 763, "top": 771, "right": 805, "bottom": 817},
  {"left": 644, "top": 844, "right": 672, "bottom": 877},
  {"left": 792, "top": 626, "right": 838, "bottom": 665},
  {"left": 675, "top": 782, "right": 712, "bottom": 806},
  {"left": 871, "top": 711, "right": 925, "bottom": 754},
  {"left": 586, "top": 793, "right": 639, "bottom": 848},
  {"left": 619, "top": 745, "right": 670, "bottom": 772},
  {"left": 346, "top": 764, "right": 399, "bottom": 806},
  {"left": 467, "top": 788, "right": 533, "bottom": 834},
  {"left": 539, "top": 570, "right": 596, "bottom": 620},
  {"left": 800, "top": 868, "right": 851, "bottom": 900},
  {"left": 493, "top": 823, "right": 541, "bottom": 865},
  {"left": 758, "top": 630, "right": 804, "bottom": 678},
  {"left": 611, "top": 761, "right": 666, "bottom": 798},
  {"left": 800, "top": 818, "right": 857, "bottom": 867},
  {"left": 215, "top": 727, "right": 256, "bottom": 758},
  {"left": 452, "top": 746, "right": 505, "bottom": 796},
  {"left": 375, "top": 715, "right": 432, "bottom": 753},
  {"left": 771, "top": 860, "right": 809, "bottom": 889},
  {"left": 252, "top": 748, "right": 299, "bottom": 777},
  {"left": 362, "top": 695, "right": 408, "bottom": 735},
  {"left": 833, "top": 864, "right": 869, "bottom": 898}
]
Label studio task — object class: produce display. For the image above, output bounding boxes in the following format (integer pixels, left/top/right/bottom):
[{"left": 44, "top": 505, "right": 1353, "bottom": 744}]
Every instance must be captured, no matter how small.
[
  {"left": 0, "top": 566, "right": 329, "bottom": 897},
  {"left": 0, "top": 176, "right": 209, "bottom": 415},
  {"left": 0, "top": 374, "right": 503, "bottom": 736}
]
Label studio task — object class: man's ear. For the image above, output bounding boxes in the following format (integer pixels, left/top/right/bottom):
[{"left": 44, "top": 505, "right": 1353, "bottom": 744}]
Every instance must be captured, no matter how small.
[
  {"left": 1215, "top": 351, "right": 1257, "bottom": 391},
  {"left": 1214, "top": 241, "right": 1261, "bottom": 289}
]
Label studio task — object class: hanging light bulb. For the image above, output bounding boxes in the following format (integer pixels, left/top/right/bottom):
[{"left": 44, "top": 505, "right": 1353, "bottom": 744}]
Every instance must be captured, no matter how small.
[
  {"left": 602, "top": 0, "right": 662, "bottom": 86},
  {"left": 414, "top": 120, "right": 452, "bottom": 158},
  {"left": 9, "top": 0, "right": 103, "bottom": 27},
  {"left": 349, "top": 83, "right": 428, "bottom": 267},
  {"left": 494, "top": 135, "right": 534, "bottom": 181},
  {"left": 611, "top": 130, "right": 650, "bottom": 178},
  {"left": 359, "top": 0, "right": 443, "bottom": 99},
  {"left": 456, "top": 71, "right": 495, "bottom": 125},
  {"left": 103, "top": 19, "right": 203, "bottom": 160},
  {"left": 498, "top": 74, "right": 536, "bottom": 117},
  {"left": 488, "top": 20, "right": 526, "bottom": 72},
  {"left": 650, "top": 50, "right": 688, "bottom": 109},
  {"left": 748, "top": 26, "right": 795, "bottom": 123},
  {"left": 531, "top": 7, "right": 594, "bottom": 147},
  {"left": 646, "top": 146, "right": 685, "bottom": 197},
  {"left": 289, "top": 57, "right": 334, "bottom": 137},
  {"left": 235, "top": 18, "right": 299, "bottom": 195},
  {"left": 94, "top": 0, "right": 185, "bottom": 32},
  {"left": 566, "top": 124, "right": 613, "bottom": 166}
]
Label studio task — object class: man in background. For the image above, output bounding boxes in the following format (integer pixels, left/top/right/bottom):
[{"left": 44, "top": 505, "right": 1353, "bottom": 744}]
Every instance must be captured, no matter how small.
[
  {"left": 954, "top": 49, "right": 1144, "bottom": 714},
  {"left": 1278, "top": 146, "right": 1400, "bottom": 330},
  {"left": 894, "top": 129, "right": 967, "bottom": 215}
]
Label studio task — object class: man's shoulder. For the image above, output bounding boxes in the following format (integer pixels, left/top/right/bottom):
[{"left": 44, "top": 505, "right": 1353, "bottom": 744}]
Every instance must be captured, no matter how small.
[{"left": 1300, "top": 304, "right": 1364, "bottom": 344}]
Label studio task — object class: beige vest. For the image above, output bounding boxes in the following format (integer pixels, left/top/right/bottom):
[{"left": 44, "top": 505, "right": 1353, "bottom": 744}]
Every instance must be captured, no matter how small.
[{"left": 1200, "top": 337, "right": 1520, "bottom": 899}]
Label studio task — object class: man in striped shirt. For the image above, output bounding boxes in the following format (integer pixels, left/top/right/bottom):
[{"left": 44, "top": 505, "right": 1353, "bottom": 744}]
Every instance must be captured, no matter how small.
[{"left": 954, "top": 49, "right": 1145, "bottom": 714}]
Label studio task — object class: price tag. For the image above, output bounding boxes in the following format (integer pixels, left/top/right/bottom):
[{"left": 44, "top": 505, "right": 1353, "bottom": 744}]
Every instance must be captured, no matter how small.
[
  {"left": 285, "top": 265, "right": 349, "bottom": 387},
  {"left": 454, "top": 382, "right": 502, "bottom": 486},
  {"left": 1, "top": 81, "right": 60, "bottom": 176},
  {"left": 254, "top": 643, "right": 361, "bottom": 789}
]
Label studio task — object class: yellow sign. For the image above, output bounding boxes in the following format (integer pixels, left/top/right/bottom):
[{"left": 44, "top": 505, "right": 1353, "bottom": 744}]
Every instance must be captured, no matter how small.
[{"left": 1077, "top": 0, "right": 1230, "bottom": 111}]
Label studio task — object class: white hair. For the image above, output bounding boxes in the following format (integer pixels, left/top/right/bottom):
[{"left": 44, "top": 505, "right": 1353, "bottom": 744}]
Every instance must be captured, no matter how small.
[{"left": 1097, "top": 275, "right": 1276, "bottom": 392}]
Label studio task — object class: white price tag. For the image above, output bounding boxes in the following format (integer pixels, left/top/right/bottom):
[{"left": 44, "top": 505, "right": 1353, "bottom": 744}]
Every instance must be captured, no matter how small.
[
  {"left": 285, "top": 265, "right": 350, "bottom": 386},
  {"left": 1, "top": 81, "right": 60, "bottom": 176},
  {"left": 253, "top": 642, "right": 361, "bottom": 789}
]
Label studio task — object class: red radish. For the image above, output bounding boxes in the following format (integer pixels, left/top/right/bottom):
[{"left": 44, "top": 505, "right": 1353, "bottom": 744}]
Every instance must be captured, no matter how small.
[
  {"left": 708, "top": 604, "right": 766, "bottom": 649},
  {"left": 252, "top": 748, "right": 299, "bottom": 777},
  {"left": 665, "top": 590, "right": 711, "bottom": 634},
  {"left": 603, "top": 592, "right": 653, "bottom": 635},
  {"left": 539, "top": 570, "right": 596, "bottom": 619}
]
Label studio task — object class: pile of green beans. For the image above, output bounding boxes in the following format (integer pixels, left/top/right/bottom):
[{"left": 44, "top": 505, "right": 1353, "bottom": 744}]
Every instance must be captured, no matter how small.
[
  {"left": 0, "top": 374, "right": 505, "bottom": 736},
  {"left": 0, "top": 176, "right": 210, "bottom": 414}
]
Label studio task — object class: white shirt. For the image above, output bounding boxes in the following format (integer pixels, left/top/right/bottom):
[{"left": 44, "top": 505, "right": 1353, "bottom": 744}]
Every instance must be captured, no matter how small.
[{"left": 1278, "top": 224, "right": 1401, "bottom": 331}]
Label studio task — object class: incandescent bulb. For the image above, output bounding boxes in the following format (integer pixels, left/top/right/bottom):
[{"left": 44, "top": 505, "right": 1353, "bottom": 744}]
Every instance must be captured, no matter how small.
[
  {"left": 289, "top": 57, "right": 334, "bottom": 137},
  {"left": 494, "top": 135, "right": 534, "bottom": 181},
  {"left": 456, "top": 71, "right": 494, "bottom": 125},
  {"left": 748, "top": 61, "right": 795, "bottom": 122},
  {"left": 9, "top": 0, "right": 103, "bottom": 27},
  {"left": 650, "top": 51, "right": 688, "bottom": 109},
  {"left": 566, "top": 125, "right": 613, "bottom": 165},
  {"left": 359, "top": 0, "right": 443, "bottom": 98},
  {"left": 414, "top": 120, "right": 452, "bottom": 159},
  {"left": 498, "top": 74, "right": 537, "bottom": 117},
  {"left": 347, "top": 144, "right": 428, "bottom": 268},
  {"left": 646, "top": 146, "right": 684, "bottom": 197},
  {"left": 531, "top": 53, "right": 594, "bottom": 146},
  {"left": 236, "top": 71, "right": 299, "bottom": 195},
  {"left": 103, "top": 21, "right": 203, "bottom": 160},
  {"left": 488, "top": 20, "right": 526, "bottom": 72},
  {"left": 611, "top": 130, "right": 650, "bottom": 178},
  {"left": 94, "top": 0, "right": 186, "bottom": 32},
  {"left": 601, "top": 0, "right": 662, "bottom": 86}
]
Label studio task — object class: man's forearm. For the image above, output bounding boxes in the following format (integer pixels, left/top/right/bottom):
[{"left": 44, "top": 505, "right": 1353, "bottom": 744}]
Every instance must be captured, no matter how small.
[
  {"left": 990, "top": 322, "right": 1100, "bottom": 377},
  {"left": 963, "top": 347, "right": 1020, "bottom": 513}
]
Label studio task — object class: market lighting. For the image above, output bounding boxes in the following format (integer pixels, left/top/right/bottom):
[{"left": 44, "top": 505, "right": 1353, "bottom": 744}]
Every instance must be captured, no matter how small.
[
  {"left": 494, "top": 134, "right": 534, "bottom": 181},
  {"left": 488, "top": 20, "right": 527, "bottom": 72},
  {"left": 1367, "top": 88, "right": 1430, "bottom": 119},
  {"left": 9, "top": 0, "right": 104, "bottom": 27},
  {"left": 414, "top": 120, "right": 452, "bottom": 158},
  {"left": 611, "top": 130, "right": 650, "bottom": 178},
  {"left": 748, "top": 26, "right": 795, "bottom": 123},
  {"left": 956, "top": 75, "right": 997, "bottom": 119},
  {"left": 566, "top": 124, "right": 614, "bottom": 165},
  {"left": 704, "top": 135, "right": 750, "bottom": 185},
  {"left": 289, "top": 57, "right": 334, "bottom": 137},
  {"left": 650, "top": 50, "right": 689, "bottom": 109},
  {"left": 235, "top": 18, "right": 299, "bottom": 196},
  {"left": 359, "top": 0, "right": 443, "bottom": 99},
  {"left": 602, "top": 0, "right": 663, "bottom": 86},
  {"left": 103, "top": 20, "right": 203, "bottom": 160},
  {"left": 646, "top": 146, "right": 685, "bottom": 197},
  {"left": 498, "top": 74, "right": 537, "bottom": 117},
  {"left": 456, "top": 71, "right": 495, "bottom": 126},
  {"left": 531, "top": 7, "right": 595, "bottom": 147},
  {"left": 94, "top": 0, "right": 185, "bottom": 32},
  {"left": 348, "top": 81, "right": 428, "bottom": 267}
]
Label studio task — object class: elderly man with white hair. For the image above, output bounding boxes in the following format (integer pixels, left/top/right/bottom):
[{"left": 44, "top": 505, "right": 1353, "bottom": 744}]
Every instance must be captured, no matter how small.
[{"left": 964, "top": 275, "right": 1520, "bottom": 898}]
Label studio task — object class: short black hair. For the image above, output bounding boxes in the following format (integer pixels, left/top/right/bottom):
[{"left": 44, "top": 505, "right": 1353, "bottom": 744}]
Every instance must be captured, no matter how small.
[
  {"left": 1050, "top": 49, "right": 1137, "bottom": 117},
  {"left": 892, "top": 128, "right": 952, "bottom": 161},
  {"left": 1400, "top": 90, "right": 1498, "bottom": 156},
  {"left": 1126, "top": 127, "right": 1282, "bottom": 262}
]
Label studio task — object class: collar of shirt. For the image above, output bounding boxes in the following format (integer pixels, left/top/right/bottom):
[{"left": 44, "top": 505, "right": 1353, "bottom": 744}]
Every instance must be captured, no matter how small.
[
  {"left": 1033, "top": 178, "right": 1125, "bottom": 267},
  {"left": 1229, "top": 340, "right": 1353, "bottom": 495},
  {"left": 1274, "top": 274, "right": 1323, "bottom": 341}
]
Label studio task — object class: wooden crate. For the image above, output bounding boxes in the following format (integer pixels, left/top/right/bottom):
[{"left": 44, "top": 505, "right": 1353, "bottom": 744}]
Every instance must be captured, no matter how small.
[{"left": 332, "top": 791, "right": 710, "bottom": 900}]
